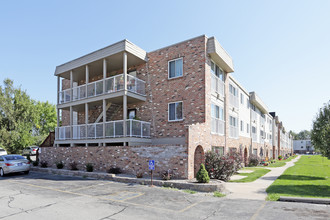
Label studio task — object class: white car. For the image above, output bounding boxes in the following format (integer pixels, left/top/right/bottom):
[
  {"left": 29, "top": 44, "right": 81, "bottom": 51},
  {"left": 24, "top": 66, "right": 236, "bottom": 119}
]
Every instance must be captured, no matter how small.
[
  {"left": 0, "top": 147, "right": 7, "bottom": 156},
  {"left": 0, "top": 155, "right": 31, "bottom": 177}
]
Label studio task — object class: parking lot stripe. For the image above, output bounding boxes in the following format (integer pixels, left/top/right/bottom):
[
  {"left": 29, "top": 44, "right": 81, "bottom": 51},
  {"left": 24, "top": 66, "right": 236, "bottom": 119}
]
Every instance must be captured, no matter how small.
[
  {"left": 69, "top": 182, "right": 113, "bottom": 192},
  {"left": 178, "top": 202, "right": 199, "bottom": 213},
  {"left": 250, "top": 201, "right": 267, "bottom": 220},
  {"left": 8, "top": 180, "right": 184, "bottom": 213}
]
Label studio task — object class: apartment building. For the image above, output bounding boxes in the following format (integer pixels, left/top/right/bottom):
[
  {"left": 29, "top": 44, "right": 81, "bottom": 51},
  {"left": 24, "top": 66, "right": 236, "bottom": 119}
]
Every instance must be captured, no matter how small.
[
  {"left": 50, "top": 35, "right": 293, "bottom": 179},
  {"left": 293, "top": 140, "right": 314, "bottom": 154}
]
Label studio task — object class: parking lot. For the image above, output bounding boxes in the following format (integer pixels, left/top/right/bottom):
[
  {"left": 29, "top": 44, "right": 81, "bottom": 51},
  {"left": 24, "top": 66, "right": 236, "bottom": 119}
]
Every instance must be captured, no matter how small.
[{"left": 0, "top": 172, "right": 329, "bottom": 220}]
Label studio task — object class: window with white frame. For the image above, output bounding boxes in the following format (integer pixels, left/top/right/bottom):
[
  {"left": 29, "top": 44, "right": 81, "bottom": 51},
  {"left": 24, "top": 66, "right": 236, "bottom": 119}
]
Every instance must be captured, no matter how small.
[
  {"left": 240, "top": 120, "right": 244, "bottom": 132},
  {"left": 229, "top": 84, "right": 237, "bottom": 96},
  {"left": 247, "top": 123, "right": 250, "bottom": 133},
  {"left": 240, "top": 93, "right": 244, "bottom": 104},
  {"left": 211, "top": 103, "right": 224, "bottom": 120},
  {"left": 229, "top": 116, "right": 237, "bottom": 127},
  {"left": 252, "top": 126, "right": 256, "bottom": 134},
  {"left": 168, "top": 101, "right": 183, "bottom": 121},
  {"left": 168, "top": 58, "right": 183, "bottom": 79},
  {"left": 247, "top": 98, "right": 249, "bottom": 109},
  {"left": 211, "top": 61, "right": 224, "bottom": 81}
]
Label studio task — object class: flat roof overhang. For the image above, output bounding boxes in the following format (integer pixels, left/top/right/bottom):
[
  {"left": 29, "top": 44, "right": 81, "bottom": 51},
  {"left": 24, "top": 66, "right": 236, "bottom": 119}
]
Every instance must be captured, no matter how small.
[
  {"left": 207, "top": 37, "right": 234, "bottom": 73},
  {"left": 54, "top": 40, "right": 147, "bottom": 80},
  {"left": 249, "top": 91, "right": 269, "bottom": 114}
]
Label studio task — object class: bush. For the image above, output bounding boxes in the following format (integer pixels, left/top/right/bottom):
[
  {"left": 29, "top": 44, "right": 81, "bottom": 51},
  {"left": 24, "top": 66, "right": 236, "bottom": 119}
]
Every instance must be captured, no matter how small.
[
  {"left": 196, "top": 164, "right": 210, "bottom": 183},
  {"left": 205, "top": 151, "right": 243, "bottom": 181},
  {"left": 69, "top": 161, "right": 78, "bottom": 170},
  {"left": 161, "top": 170, "right": 173, "bottom": 180},
  {"left": 278, "top": 155, "right": 283, "bottom": 160},
  {"left": 40, "top": 161, "right": 48, "bottom": 168},
  {"left": 86, "top": 163, "right": 93, "bottom": 172},
  {"left": 107, "top": 167, "right": 122, "bottom": 174},
  {"left": 56, "top": 161, "right": 64, "bottom": 169},
  {"left": 32, "top": 160, "right": 39, "bottom": 166},
  {"left": 248, "top": 155, "right": 260, "bottom": 167}
]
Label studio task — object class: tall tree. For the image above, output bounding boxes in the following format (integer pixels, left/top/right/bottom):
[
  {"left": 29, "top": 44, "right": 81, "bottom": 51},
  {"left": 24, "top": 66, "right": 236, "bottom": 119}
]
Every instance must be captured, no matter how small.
[
  {"left": 311, "top": 101, "right": 330, "bottom": 159},
  {"left": 0, "top": 79, "right": 57, "bottom": 153}
]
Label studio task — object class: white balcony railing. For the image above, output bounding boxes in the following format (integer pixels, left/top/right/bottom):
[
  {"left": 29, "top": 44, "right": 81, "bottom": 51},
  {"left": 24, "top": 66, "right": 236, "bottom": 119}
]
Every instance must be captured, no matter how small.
[
  {"left": 260, "top": 116, "right": 265, "bottom": 127},
  {"left": 229, "top": 125, "right": 238, "bottom": 138},
  {"left": 251, "top": 110, "right": 258, "bottom": 123},
  {"left": 55, "top": 120, "right": 151, "bottom": 140},
  {"left": 72, "top": 124, "right": 86, "bottom": 139},
  {"left": 252, "top": 132, "right": 257, "bottom": 142},
  {"left": 211, "top": 74, "right": 224, "bottom": 98},
  {"left": 211, "top": 117, "right": 225, "bottom": 135},
  {"left": 229, "top": 93, "right": 239, "bottom": 109},
  {"left": 58, "top": 74, "right": 146, "bottom": 104},
  {"left": 57, "top": 126, "right": 71, "bottom": 140}
]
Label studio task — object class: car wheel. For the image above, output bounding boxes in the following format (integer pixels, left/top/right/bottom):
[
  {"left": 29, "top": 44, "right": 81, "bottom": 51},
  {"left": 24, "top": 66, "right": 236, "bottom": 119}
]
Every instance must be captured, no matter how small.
[
  {"left": 0, "top": 168, "right": 4, "bottom": 177},
  {"left": 24, "top": 171, "right": 29, "bottom": 175}
]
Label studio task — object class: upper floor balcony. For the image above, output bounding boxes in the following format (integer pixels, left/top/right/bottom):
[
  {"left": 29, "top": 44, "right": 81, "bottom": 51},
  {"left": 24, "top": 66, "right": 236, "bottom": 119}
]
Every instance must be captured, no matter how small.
[
  {"left": 211, "top": 74, "right": 225, "bottom": 98},
  {"left": 229, "top": 93, "right": 239, "bottom": 110},
  {"left": 59, "top": 74, "right": 146, "bottom": 106},
  {"left": 229, "top": 125, "right": 238, "bottom": 139},
  {"left": 251, "top": 110, "right": 258, "bottom": 123}
]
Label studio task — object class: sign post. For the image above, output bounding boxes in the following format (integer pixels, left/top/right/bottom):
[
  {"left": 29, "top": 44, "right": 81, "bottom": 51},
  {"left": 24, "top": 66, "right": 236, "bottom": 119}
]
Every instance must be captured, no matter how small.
[{"left": 148, "top": 160, "right": 155, "bottom": 187}]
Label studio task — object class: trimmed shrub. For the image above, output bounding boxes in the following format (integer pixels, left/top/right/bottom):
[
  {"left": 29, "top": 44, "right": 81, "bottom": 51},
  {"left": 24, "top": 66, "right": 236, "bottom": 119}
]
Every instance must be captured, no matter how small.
[
  {"left": 205, "top": 151, "right": 243, "bottom": 181},
  {"left": 107, "top": 167, "right": 122, "bottom": 174},
  {"left": 56, "top": 161, "right": 64, "bottom": 169},
  {"left": 162, "top": 170, "right": 173, "bottom": 181},
  {"left": 32, "top": 160, "right": 39, "bottom": 166},
  {"left": 248, "top": 155, "right": 260, "bottom": 167},
  {"left": 278, "top": 155, "right": 283, "bottom": 160},
  {"left": 40, "top": 161, "right": 48, "bottom": 168},
  {"left": 86, "top": 163, "right": 94, "bottom": 172},
  {"left": 196, "top": 164, "right": 210, "bottom": 183},
  {"left": 69, "top": 161, "right": 78, "bottom": 171}
]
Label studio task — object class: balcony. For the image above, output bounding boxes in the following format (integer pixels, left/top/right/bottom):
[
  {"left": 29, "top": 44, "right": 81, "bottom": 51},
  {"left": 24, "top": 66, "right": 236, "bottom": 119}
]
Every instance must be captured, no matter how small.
[
  {"left": 211, "top": 74, "right": 224, "bottom": 98},
  {"left": 229, "top": 125, "right": 238, "bottom": 138},
  {"left": 251, "top": 110, "right": 258, "bottom": 123},
  {"left": 229, "top": 93, "right": 239, "bottom": 109},
  {"left": 59, "top": 74, "right": 146, "bottom": 104},
  {"left": 252, "top": 133, "right": 257, "bottom": 142},
  {"left": 56, "top": 119, "right": 151, "bottom": 141},
  {"left": 211, "top": 117, "right": 225, "bottom": 135},
  {"left": 260, "top": 116, "right": 265, "bottom": 127}
]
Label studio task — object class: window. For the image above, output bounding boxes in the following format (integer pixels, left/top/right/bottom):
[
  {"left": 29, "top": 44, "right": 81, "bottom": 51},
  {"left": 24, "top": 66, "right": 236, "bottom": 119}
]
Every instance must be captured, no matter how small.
[
  {"left": 247, "top": 98, "right": 249, "bottom": 109},
  {"left": 168, "top": 58, "right": 183, "bottom": 79},
  {"left": 211, "top": 61, "right": 224, "bottom": 81},
  {"left": 240, "top": 93, "right": 244, "bottom": 104},
  {"left": 252, "top": 126, "right": 256, "bottom": 133},
  {"left": 260, "top": 130, "right": 264, "bottom": 138},
  {"left": 229, "top": 116, "right": 237, "bottom": 127},
  {"left": 229, "top": 84, "right": 237, "bottom": 96},
  {"left": 168, "top": 102, "right": 183, "bottom": 121},
  {"left": 212, "top": 146, "right": 224, "bottom": 156},
  {"left": 240, "top": 120, "right": 244, "bottom": 132},
  {"left": 127, "top": 109, "right": 136, "bottom": 119},
  {"left": 211, "top": 103, "right": 224, "bottom": 120},
  {"left": 247, "top": 123, "right": 250, "bottom": 133},
  {"left": 253, "top": 149, "right": 258, "bottom": 155}
]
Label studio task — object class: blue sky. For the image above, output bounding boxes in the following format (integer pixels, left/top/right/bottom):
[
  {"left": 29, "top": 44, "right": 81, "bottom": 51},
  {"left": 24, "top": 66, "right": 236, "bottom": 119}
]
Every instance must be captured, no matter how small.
[{"left": 0, "top": 0, "right": 329, "bottom": 132}]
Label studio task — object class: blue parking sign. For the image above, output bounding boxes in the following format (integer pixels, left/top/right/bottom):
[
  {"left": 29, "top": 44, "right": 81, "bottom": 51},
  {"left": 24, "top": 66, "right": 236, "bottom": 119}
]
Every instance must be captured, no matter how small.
[{"left": 149, "top": 160, "right": 155, "bottom": 170}]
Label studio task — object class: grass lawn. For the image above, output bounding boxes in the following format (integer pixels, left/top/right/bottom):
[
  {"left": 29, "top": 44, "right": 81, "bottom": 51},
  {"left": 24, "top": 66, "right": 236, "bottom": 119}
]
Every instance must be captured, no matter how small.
[
  {"left": 266, "top": 155, "right": 330, "bottom": 201},
  {"left": 230, "top": 168, "right": 271, "bottom": 183},
  {"left": 267, "top": 161, "right": 286, "bottom": 167}
]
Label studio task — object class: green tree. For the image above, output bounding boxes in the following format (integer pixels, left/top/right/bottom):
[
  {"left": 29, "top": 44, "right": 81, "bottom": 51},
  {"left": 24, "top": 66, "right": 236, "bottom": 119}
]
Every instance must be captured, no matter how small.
[
  {"left": 196, "top": 163, "right": 210, "bottom": 183},
  {"left": 0, "top": 79, "right": 57, "bottom": 153},
  {"left": 311, "top": 101, "right": 330, "bottom": 159}
]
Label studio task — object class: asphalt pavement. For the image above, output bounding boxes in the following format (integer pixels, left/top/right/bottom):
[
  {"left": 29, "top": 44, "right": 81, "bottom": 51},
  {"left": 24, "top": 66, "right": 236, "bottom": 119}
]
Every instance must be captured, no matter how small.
[{"left": 0, "top": 171, "right": 329, "bottom": 220}]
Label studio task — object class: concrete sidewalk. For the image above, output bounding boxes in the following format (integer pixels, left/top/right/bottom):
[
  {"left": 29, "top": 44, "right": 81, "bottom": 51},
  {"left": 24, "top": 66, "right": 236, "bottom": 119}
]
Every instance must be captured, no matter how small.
[{"left": 225, "top": 156, "right": 301, "bottom": 200}]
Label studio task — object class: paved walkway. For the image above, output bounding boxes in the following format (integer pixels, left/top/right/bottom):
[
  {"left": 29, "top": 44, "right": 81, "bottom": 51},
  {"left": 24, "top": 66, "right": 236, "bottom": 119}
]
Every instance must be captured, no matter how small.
[{"left": 225, "top": 156, "right": 301, "bottom": 200}]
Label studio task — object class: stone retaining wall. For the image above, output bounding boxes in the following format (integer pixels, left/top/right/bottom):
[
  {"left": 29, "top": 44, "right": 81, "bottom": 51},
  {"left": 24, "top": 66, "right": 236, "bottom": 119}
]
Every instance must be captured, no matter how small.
[{"left": 39, "top": 145, "right": 188, "bottom": 178}]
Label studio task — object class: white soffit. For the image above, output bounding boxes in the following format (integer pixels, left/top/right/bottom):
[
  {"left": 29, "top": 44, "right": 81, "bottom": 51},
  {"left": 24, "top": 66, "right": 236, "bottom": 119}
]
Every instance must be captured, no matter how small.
[
  {"left": 207, "top": 37, "right": 234, "bottom": 73},
  {"left": 54, "top": 40, "right": 147, "bottom": 76},
  {"left": 250, "top": 92, "right": 269, "bottom": 114}
]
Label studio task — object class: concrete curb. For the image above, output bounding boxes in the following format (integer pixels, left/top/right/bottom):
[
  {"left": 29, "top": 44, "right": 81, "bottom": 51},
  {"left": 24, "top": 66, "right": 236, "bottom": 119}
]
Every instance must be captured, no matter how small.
[
  {"left": 31, "top": 167, "right": 225, "bottom": 193},
  {"left": 279, "top": 196, "right": 330, "bottom": 205}
]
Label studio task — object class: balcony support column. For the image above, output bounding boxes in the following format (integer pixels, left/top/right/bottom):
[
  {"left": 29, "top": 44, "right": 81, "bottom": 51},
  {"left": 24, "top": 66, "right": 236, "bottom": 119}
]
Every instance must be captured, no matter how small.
[
  {"left": 70, "top": 106, "right": 73, "bottom": 146},
  {"left": 103, "top": 99, "right": 106, "bottom": 145},
  {"left": 123, "top": 52, "right": 127, "bottom": 144},
  {"left": 103, "top": 59, "right": 107, "bottom": 94},
  {"left": 85, "top": 65, "right": 89, "bottom": 97},
  {"left": 85, "top": 103, "right": 88, "bottom": 146},
  {"left": 70, "top": 71, "right": 73, "bottom": 101}
]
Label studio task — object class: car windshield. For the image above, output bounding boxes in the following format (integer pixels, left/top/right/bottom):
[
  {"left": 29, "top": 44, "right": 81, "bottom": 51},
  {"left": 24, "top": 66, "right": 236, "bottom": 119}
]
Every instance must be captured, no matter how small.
[{"left": 4, "top": 155, "right": 25, "bottom": 160}]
